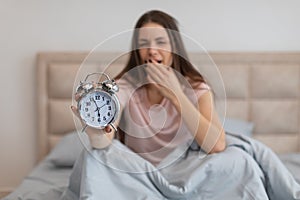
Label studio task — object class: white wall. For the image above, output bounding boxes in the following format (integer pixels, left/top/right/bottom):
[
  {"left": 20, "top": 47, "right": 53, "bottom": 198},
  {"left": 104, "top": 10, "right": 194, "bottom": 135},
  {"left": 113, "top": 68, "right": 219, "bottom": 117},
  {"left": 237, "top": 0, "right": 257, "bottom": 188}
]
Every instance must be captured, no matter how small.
[{"left": 0, "top": 0, "right": 300, "bottom": 189}]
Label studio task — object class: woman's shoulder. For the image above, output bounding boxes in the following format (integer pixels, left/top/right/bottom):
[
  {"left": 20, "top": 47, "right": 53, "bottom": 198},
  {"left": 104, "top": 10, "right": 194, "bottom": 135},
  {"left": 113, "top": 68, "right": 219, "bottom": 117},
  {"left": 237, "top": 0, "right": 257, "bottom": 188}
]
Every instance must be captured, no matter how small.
[
  {"left": 184, "top": 76, "right": 210, "bottom": 90},
  {"left": 183, "top": 78, "right": 210, "bottom": 101},
  {"left": 194, "top": 82, "right": 210, "bottom": 91},
  {"left": 192, "top": 82, "right": 210, "bottom": 99}
]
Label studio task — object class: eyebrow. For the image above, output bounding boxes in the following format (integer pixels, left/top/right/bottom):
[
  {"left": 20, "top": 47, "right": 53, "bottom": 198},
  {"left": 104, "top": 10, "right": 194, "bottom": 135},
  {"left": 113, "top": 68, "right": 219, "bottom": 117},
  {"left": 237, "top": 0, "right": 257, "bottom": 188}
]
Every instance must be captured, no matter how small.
[
  {"left": 138, "top": 37, "right": 167, "bottom": 42},
  {"left": 155, "top": 37, "right": 167, "bottom": 41},
  {"left": 138, "top": 38, "right": 148, "bottom": 42}
]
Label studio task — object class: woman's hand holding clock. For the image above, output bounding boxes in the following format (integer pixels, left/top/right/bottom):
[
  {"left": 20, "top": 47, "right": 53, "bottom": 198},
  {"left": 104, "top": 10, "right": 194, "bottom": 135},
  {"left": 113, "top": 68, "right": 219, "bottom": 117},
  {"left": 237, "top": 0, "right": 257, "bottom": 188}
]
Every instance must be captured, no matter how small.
[
  {"left": 71, "top": 92, "right": 116, "bottom": 149},
  {"left": 71, "top": 72, "right": 120, "bottom": 149}
]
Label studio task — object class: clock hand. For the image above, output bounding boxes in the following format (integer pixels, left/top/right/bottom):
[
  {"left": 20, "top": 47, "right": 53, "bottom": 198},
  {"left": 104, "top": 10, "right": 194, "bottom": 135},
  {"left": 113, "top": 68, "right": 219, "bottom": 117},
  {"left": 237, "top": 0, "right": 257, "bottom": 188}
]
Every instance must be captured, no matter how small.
[
  {"left": 99, "top": 103, "right": 107, "bottom": 109},
  {"left": 94, "top": 103, "right": 101, "bottom": 117},
  {"left": 91, "top": 98, "right": 102, "bottom": 117},
  {"left": 91, "top": 98, "right": 100, "bottom": 112}
]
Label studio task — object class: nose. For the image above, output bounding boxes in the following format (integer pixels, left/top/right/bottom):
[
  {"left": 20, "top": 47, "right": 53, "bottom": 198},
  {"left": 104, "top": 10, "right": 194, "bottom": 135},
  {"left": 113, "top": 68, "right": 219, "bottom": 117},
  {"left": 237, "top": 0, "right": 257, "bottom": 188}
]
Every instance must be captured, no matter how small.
[
  {"left": 148, "top": 48, "right": 158, "bottom": 57},
  {"left": 148, "top": 42, "right": 158, "bottom": 57}
]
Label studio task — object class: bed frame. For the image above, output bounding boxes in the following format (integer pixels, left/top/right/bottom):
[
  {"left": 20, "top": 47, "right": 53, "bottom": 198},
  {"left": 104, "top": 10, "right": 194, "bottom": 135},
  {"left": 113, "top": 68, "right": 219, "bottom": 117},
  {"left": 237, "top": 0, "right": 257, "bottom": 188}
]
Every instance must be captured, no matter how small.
[{"left": 36, "top": 52, "right": 300, "bottom": 162}]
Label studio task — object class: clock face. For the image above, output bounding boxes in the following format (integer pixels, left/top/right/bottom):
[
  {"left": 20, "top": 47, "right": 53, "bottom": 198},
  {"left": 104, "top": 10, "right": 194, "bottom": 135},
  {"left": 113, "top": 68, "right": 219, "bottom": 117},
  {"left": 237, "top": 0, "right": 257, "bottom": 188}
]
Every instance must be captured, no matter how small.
[{"left": 78, "top": 91, "right": 117, "bottom": 128}]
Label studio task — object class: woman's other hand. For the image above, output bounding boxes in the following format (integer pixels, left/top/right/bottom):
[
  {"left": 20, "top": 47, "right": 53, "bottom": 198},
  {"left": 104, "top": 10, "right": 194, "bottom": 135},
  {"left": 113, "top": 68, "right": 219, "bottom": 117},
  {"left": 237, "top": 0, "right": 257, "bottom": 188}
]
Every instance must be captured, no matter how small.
[{"left": 145, "top": 59, "right": 183, "bottom": 103}]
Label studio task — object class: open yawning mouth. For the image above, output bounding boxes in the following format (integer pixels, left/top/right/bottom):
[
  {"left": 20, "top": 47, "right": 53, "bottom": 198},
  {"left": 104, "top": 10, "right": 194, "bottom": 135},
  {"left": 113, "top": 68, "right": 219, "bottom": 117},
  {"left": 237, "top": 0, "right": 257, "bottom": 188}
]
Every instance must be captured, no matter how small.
[
  {"left": 144, "top": 58, "right": 163, "bottom": 64},
  {"left": 149, "top": 57, "right": 162, "bottom": 64}
]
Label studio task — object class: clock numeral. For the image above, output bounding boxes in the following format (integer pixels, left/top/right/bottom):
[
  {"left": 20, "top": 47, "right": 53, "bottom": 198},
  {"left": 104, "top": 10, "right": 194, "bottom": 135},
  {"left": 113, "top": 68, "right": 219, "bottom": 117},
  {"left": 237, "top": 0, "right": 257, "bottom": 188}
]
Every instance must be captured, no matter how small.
[
  {"left": 106, "top": 100, "right": 110, "bottom": 105},
  {"left": 92, "top": 117, "right": 95, "bottom": 121},
  {"left": 87, "top": 113, "right": 90, "bottom": 117},
  {"left": 103, "top": 116, "right": 106, "bottom": 121},
  {"left": 102, "top": 96, "right": 105, "bottom": 101},
  {"left": 108, "top": 106, "right": 111, "bottom": 110},
  {"left": 86, "top": 102, "right": 91, "bottom": 106},
  {"left": 107, "top": 112, "right": 110, "bottom": 116},
  {"left": 95, "top": 95, "right": 101, "bottom": 100},
  {"left": 98, "top": 118, "right": 101, "bottom": 122},
  {"left": 85, "top": 108, "right": 88, "bottom": 112}
]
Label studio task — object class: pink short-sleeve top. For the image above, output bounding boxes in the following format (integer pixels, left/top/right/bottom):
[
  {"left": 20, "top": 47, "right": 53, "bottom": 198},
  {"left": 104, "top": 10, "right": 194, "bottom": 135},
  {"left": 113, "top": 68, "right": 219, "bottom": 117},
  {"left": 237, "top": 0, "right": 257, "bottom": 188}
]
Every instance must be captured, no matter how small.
[{"left": 116, "top": 78, "right": 210, "bottom": 165}]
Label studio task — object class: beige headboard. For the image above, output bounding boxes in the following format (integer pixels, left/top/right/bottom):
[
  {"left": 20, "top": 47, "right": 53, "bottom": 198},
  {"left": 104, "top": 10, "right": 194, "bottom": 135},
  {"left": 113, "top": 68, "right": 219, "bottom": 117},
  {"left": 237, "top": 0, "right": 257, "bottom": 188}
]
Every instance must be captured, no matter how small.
[{"left": 36, "top": 52, "right": 300, "bottom": 161}]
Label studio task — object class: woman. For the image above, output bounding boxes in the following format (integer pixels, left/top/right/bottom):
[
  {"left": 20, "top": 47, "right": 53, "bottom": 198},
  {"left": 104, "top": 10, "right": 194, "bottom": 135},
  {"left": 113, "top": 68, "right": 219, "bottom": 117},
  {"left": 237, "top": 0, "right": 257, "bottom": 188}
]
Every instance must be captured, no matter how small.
[
  {"left": 69, "top": 10, "right": 300, "bottom": 199},
  {"left": 72, "top": 10, "right": 226, "bottom": 166}
]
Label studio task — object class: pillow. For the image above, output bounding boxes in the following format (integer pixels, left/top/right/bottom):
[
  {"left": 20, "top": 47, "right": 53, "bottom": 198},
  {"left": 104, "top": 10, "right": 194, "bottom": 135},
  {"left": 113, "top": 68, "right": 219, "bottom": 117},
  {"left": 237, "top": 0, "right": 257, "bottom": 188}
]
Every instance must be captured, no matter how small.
[
  {"left": 48, "top": 118, "right": 254, "bottom": 166},
  {"left": 223, "top": 118, "right": 254, "bottom": 137},
  {"left": 48, "top": 131, "right": 88, "bottom": 167}
]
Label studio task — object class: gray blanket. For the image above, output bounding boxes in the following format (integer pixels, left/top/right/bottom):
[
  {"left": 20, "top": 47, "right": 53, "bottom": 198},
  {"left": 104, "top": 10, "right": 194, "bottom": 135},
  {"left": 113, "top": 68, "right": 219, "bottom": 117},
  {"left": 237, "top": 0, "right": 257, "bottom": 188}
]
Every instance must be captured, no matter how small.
[{"left": 60, "top": 133, "right": 300, "bottom": 200}]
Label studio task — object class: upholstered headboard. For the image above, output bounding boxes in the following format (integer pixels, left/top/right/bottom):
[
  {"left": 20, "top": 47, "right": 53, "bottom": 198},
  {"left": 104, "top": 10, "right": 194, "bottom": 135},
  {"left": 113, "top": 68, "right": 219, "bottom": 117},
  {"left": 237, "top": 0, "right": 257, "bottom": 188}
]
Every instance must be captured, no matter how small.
[{"left": 36, "top": 52, "right": 300, "bottom": 161}]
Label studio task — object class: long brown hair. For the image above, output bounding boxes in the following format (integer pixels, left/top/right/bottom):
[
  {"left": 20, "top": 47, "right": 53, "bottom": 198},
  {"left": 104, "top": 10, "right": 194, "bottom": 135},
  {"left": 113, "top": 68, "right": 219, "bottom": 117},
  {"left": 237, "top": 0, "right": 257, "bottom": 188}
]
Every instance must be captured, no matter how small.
[{"left": 115, "top": 10, "right": 206, "bottom": 88}]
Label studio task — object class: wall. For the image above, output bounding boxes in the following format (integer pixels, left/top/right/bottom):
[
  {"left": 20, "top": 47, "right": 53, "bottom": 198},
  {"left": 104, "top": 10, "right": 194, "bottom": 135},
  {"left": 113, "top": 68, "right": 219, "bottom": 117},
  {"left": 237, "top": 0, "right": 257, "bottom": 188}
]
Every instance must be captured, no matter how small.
[{"left": 0, "top": 0, "right": 300, "bottom": 190}]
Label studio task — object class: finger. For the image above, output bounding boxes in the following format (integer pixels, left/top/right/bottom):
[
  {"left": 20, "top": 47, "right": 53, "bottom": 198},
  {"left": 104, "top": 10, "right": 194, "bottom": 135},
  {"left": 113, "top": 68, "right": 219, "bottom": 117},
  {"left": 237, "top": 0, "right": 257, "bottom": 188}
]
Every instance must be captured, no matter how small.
[
  {"left": 146, "top": 74, "right": 157, "bottom": 84},
  {"left": 150, "top": 59, "right": 170, "bottom": 75},
  {"left": 147, "top": 61, "right": 169, "bottom": 81},
  {"left": 146, "top": 67, "right": 171, "bottom": 90},
  {"left": 104, "top": 124, "right": 118, "bottom": 134},
  {"left": 75, "top": 93, "right": 81, "bottom": 101},
  {"left": 104, "top": 125, "right": 112, "bottom": 133},
  {"left": 71, "top": 105, "right": 80, "bottom": 117},
  {"left": 146, "top": 75, "right": 161, "bottom": 91},
  {"left": 146, "top": 71, "right": 163, "bottom": 87},
  {"left": 145, "top": 64, "right": 164, "bottom": 83}
]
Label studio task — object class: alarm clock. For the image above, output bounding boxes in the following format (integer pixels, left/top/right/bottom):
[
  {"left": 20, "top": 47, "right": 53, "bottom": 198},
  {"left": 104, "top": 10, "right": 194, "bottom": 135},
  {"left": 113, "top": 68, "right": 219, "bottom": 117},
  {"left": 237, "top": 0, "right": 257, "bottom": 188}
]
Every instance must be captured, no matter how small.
[{"left": 75, "top": 72, "right": 120, "bottom": 133}]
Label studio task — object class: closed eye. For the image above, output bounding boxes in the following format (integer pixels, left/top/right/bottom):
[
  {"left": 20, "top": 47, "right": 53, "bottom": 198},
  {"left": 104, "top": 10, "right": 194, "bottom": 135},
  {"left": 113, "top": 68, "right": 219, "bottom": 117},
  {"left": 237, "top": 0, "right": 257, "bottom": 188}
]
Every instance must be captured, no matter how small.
[
  {"left": 138, "top": 42, "right": 149, "bottom": 47},
  {"left": 138, "top": 38, "right": 149, "bottom": 47},
  {"left": 155, "top": 37, "right": 168, "bottom": 46},
  {"left": 157, "top": 41, "right": 166, "bottom": 45}
]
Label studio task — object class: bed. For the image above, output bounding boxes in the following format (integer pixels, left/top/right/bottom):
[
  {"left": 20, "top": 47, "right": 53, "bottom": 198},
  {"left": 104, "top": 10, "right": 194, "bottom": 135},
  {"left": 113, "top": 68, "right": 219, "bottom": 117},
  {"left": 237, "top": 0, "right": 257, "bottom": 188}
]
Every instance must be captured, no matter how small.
[{"left": 3, "top": 52, "right": 300, "bottom": 199}]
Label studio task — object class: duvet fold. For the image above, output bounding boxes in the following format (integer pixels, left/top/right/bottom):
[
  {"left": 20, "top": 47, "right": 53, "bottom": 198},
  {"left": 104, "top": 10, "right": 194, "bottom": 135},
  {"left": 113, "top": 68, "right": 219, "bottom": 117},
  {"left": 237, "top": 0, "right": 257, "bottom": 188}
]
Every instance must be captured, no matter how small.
[{"left": 60, "top": 133, "right": 300, "bottom": 200}]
